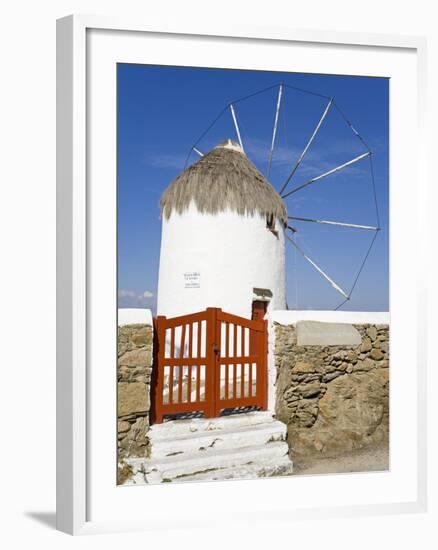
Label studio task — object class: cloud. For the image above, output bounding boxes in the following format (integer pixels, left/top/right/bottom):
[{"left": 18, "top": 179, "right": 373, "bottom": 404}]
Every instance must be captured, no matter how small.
[
  {"left": 118, "top": 289, "right": 136, "bottom": 299},
  {"left": 118, "top": 289, "right": 155, "bottom": 308},
  {"left": 144, "top": 152, "right": 187, "bottom": 171}
]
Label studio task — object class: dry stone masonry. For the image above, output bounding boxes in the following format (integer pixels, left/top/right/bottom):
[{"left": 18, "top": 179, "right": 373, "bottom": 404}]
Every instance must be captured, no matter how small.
[
  {"left": 275, "top": 321, "right": 389, "bottom": 460},
  {"left": 118, "top": 323, "right": 153, "bottom": 459}
]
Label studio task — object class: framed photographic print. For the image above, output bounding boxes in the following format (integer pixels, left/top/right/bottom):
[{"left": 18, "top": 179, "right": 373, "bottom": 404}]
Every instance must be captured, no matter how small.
[{"left": 57, "top": 15, "right": 427, "bottom": 535}]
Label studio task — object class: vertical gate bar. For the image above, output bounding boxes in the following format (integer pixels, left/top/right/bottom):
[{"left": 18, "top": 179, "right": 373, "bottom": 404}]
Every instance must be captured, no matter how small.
[
  {"left": 169, "top": 326, "right": 175, "bottom": 404},
  {"left": 196, "top": 364, "right": 200, "bottom": 403},
  {"left": 197, "top": 321, "right": 201, "bottom": 358},
  {"left": 252, "top": 327, "right": 257, "bottom": 356},
  {"left": 178, "top": 324, "right": 186, "bottom": 403},
  {"left": 260, "top": 320, "right": 268, "bottom": 409},
  {"left": 241, "top": 327, "right": 245, "bottom": 397},
  {"left": 242, "top": 360, "right": 246, "bottom": 398},
  {"left": 224, "top": 323, "right": 229, "bottom": 399},
  {"left": 170, "top": 327, "right": 175, "bottom": 358},
  {"left": 157, "top": 316, "right": 166, "bottom": 423},
  {"left": 205, "top": 308, "right": 217, "bottom": 418},
  {"left": 187, "top": 365, "right": 192, "bottom": 403},
  {"left": 187, "top": 323, "right": 193, "bottom": 403},
  {"left": 188, "top": 322, "right": 193, "bottom": 357},
  {"left": 215, "top": 313, "right": 222, "bottom": 413},
  {"left": 180, "top": 324, "right": 186, "bottom": 358},
  {"left": 151, "top": 315, "right": 166, "bottom": 424},
  {"left": 233, "top": 323, "right": 237, "bottom": 400},
  {"left": 178, "top": 363, "right": 183, "bottom": 404},
  {"left": 169, "top": 365, "right": 174, "bottom": 404}
]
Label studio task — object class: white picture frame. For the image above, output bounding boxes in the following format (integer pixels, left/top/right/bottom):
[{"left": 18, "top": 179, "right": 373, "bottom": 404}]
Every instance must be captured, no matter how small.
[{"left": 56, "top": 14, "right": 428, "bottom": 535}]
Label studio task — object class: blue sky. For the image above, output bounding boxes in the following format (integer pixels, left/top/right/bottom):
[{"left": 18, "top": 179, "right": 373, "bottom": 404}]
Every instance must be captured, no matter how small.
[{"left": 118, "top": 64, "right": 389, "bottom": 313}]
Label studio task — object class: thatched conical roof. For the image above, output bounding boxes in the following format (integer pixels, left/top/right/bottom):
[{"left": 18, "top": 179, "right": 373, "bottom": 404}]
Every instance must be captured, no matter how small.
[{"left": 160, "top": 140, "right": 288, "bottom": 225}]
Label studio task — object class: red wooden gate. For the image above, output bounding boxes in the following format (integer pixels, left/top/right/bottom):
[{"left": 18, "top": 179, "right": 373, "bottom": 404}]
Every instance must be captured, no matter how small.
[{"left": 150, "top": 308, "right": 268, "bottom": 424}]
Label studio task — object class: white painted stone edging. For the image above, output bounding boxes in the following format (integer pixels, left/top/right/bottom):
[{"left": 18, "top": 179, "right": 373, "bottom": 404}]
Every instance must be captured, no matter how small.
[
  {"left": 118, "top": 308, "right": 153, "bottom": 327},
  {"left": 269, "top": 310, "right": 390, "bottom": 326}
]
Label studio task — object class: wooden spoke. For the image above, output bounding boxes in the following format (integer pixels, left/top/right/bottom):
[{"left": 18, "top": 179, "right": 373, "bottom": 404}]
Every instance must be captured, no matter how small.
[
  {"left": 282, "top": 151, "right": 370, "bottom": 199},
  {"left": 286, "top": 231, "right": 349, "bottom": 299},
  {"left": 288, "top": 215, "right": 379, "bottom": 231},
  {"left": 279, "top": 97, "right": 333, "bottom": 195}
]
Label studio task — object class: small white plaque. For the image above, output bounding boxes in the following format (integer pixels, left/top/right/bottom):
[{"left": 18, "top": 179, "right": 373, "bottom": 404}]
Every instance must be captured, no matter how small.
[{"left": 184, "top": 271, "right": 200, "bottom": 288}]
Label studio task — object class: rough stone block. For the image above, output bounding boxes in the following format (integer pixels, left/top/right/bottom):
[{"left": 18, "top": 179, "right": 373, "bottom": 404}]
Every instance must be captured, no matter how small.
[
  {"left": 119, "top": 348, "right": 152, "bottom": 368},
  {"left": 131, "top": 327, "right": 153, "bottom": 347},
  {"left": 366, "top": 326, "right": 378, "bottom": 341},
  {"left": 118, "top": 382, "right": 149, "bottom": 417},
  {"left": 353, "top": 358, "right": 375, "bottom": 372},
  {"left": 291, "top": 361, "right": 322, "bottom": 374},
  {"left": 323, "top": 370, "right": 344, "bottom": 383},
  {"left": 118, "top": 420, "right": 131, "bottom": 433},
  {"left": 298, "top": 380, "right": 321, "bottom": 398},
  {"left": 360, "top": 338, "right": 372, "bottom": 353},
  {"left": 370, "top": 348, "right": 384, "bottom": 361}
]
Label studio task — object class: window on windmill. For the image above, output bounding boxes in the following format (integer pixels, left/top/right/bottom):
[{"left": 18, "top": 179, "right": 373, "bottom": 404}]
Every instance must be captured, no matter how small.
[{"left": 266, "top": 213, "right": 278, "bottom": 235}]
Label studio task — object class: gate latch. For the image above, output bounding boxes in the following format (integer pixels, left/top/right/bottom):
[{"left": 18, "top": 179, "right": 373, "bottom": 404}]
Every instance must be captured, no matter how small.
[{"left": 213, "top": 343, "right": 220, "bottom": 355}]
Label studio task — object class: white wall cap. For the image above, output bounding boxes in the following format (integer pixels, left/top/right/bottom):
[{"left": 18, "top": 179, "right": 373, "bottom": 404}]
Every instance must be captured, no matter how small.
[
  {"left": 269, "top": 310, "right": 390, "bottom": 326},
  {"left": 118, "top": 308, "right": 153, "bottom": 326}
]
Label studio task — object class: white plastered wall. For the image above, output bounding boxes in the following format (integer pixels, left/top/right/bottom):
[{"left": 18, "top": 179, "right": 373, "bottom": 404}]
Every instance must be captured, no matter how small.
[{"left": 157, "top": 203, "right": 286, "bottom": 319}]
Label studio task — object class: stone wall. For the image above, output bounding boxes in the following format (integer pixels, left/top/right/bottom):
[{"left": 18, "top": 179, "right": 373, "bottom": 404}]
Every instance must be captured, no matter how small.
[
  {"left": 118, "top": 323, "right": 153, "bottom": 459},
  {"left": 275, "top": 322, "right": 389, "bottom": 459}
]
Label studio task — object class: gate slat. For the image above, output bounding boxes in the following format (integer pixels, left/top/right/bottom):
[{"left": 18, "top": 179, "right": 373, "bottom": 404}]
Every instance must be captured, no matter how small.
[
  {"left": 187, "top": 365, "right": 192, "bottom": 403},
  {"left": 196, "top": 365, "right": 201, "bottom": 402},
  {"left": 178, "top": 324, "right": 186, "bottom": 403},
  {"left": 170, "top": 327, "right": 175, "bottom": 358},
  {"left": 178, "top": 364, "right": 183, "bottom": 404},
  {"left": 197, "top": 321, "right": 201, "bottom": 358},
  {"left": 188, "top": 323, "right": 193, "bottom": 357},
  {"left": 180, "top": 324, "right": 186, "bottom": 358},
  {"left": 242, "top": 362, "right": 246, "bottom": 397},
  {"left": 169, "top": 365, "right": 174, "bottom": 404},
  {"left": 241, "top": 327, "right": 245, "bottom": 397}
]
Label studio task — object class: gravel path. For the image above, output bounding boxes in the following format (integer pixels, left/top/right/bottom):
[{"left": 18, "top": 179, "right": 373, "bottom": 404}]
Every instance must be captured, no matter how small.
[{"left": 291, "top": 443, "right": 389, "bottom": 476}]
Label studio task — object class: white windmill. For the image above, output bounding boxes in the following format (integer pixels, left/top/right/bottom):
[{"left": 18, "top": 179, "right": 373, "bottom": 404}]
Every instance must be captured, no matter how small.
[{"left": 156, "top": 82, "right": 380, "bottom": 319}]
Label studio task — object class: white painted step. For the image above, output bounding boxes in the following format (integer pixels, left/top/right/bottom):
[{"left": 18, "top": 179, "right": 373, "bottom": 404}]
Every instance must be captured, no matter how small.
[
  {"left": 173, "top": 456, "right": 294, "bottom": 483},
  {"left": 151, "top": 420, "right": 286, "bottom": 459},
  {"left": 142, "top": 440, "right": 290, "bottom": 482},
  {"left": 149, "top": 411, "right": 276, "bottom": 441}
]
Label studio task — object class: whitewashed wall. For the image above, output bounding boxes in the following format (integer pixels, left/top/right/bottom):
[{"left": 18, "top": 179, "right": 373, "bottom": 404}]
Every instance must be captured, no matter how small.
[{"left": 157, "top": 203, "right": 286, "bottom": 319}]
